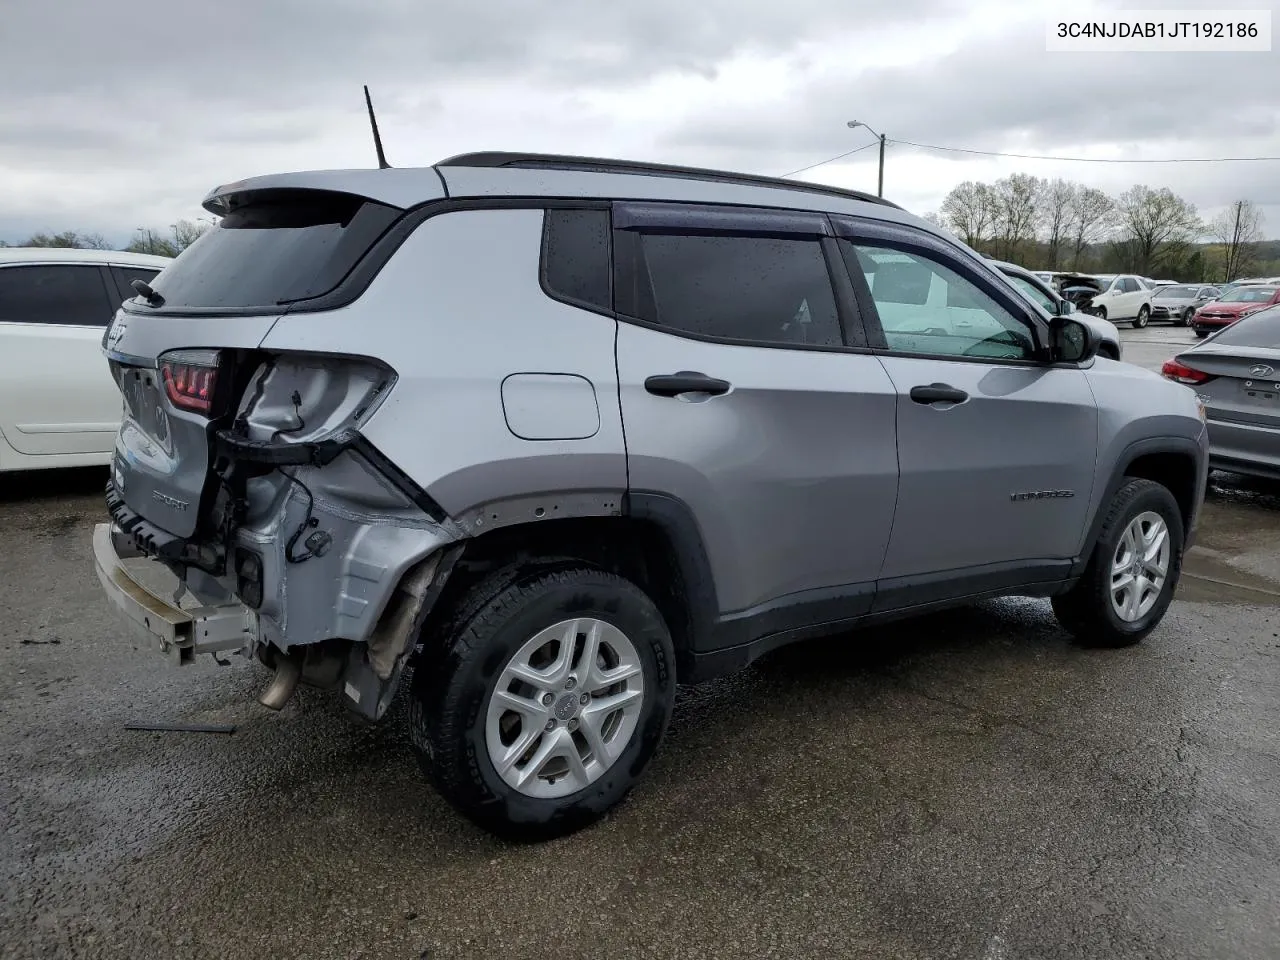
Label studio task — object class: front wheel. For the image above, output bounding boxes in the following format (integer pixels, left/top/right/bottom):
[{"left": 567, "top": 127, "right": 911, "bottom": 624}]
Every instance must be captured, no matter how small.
[
  {"left": 1194, "top": 329, "right": 1209, "bottom": 339},
  {"left": 1133, "top": 305, "right": 1150, "bottom": 329},
  {"left": 1178, "top": 308, "right": 1193, "bottom": 327},
  {"left": 410, "top": 566, "right": 676, "bottom": 840},
  {"left": 1052, "top": 478, "right": 1184, "bottom": 648}
]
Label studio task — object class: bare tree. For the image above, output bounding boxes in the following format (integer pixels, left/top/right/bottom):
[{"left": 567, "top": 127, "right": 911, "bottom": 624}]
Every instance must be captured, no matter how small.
[
  {"left": 1039, "top": 179, "right": 1076, "bottom": 269},
  {"left": 1114, "top": 185, "right": 1201, "bottom": 275},
  {"left": 1210, "top": 200, "right": 1265, "bottom": 282},
  {"left": 1066, "top": 187, "right": 1115, "bottom": 270},
  {"left": 170, "top": 219, "right": 211, "bottom": 252},
  {"left": 125, "top": 228, "right": 179, "bottom": 258},
  {"left": 939, "top": 181, "right": 997, "bottom": 250},
  {"left": 991, "top": 173, "right": 1043, "bottom": 262},
  {"left": 23, "top": 230, "right": 111, "bottom": 249}
]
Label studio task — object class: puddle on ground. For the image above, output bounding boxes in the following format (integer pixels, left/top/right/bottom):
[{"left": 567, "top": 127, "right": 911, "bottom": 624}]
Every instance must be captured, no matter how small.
[{"left": 1180, "top": 549, "right": 1280, "bottom": 606}]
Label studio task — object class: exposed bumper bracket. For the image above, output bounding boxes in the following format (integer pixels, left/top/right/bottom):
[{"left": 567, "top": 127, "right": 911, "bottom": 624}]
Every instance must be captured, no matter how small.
[{"left": 93, "top": 523, "right": 254, "bottom": 664}]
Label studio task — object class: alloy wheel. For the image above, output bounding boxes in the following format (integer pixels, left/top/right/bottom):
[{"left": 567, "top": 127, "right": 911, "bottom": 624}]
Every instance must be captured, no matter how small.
[
  {"left": 485, "top": 617, "right": 645, "bottom": 799},
  {"left": 1110, "top": 511, "right": 1171, "bottom": 622}
]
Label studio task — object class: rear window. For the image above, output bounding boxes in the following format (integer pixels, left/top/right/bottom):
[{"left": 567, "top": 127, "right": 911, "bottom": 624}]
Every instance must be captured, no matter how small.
[
  {"left": 1205, "top": 306, "right": 1280, "bottom": 347},
  {"left": 142, "top": 191, "right": 402, "bottom": 312}
]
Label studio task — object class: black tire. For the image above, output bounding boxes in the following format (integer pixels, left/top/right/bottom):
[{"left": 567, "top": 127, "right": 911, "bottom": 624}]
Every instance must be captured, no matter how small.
[
  {"left": 409, "top": 567, "right": 676, "bottom": 841},
  {"left": 1133, "top": 305, "right": 1150, "bottom": 329},
  {"left": 1052, "top": 478, "right": 1184, "bottom": 648},
  {"left": 1093, "top": 306, "right": 1107, "bottom": 321},
  {"left": 1177, "top": 308, "right": 1193, "bottom": 327},
  {"left": 1194, "top": 329, "right": 1209, "bottom": 339}
]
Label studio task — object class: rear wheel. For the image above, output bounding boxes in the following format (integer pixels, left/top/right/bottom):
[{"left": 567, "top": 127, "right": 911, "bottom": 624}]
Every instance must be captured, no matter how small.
[
  {"left": 1133, "top": 305, "right": 1150, "bottom": 329},
  {"left": 1053, "top": 478, "right": 1184, "bottom": 648},
  {"left": 409, "top": 566, "right": 676, "bottom": 840}
]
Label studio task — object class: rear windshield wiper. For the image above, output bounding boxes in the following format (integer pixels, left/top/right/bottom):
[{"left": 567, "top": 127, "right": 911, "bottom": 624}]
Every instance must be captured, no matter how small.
[{"left": 130, "top": 279, "right": 165, "bottom": 307}]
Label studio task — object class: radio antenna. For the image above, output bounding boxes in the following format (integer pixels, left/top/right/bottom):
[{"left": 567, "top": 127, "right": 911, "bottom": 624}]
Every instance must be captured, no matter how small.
[{"left": 364, "top": 85, "right": 390, "bottom": 169}]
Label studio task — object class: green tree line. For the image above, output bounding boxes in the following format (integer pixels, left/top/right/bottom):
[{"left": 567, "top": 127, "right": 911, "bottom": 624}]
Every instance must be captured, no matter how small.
[{"left": 927, "top": 177, "right": 1271, "bottom": 282}]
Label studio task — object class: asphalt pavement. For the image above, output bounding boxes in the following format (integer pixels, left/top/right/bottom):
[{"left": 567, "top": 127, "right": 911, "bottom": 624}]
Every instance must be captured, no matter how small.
[{"left": 3, "top": 325, "right": 1279, "bottom": 960}]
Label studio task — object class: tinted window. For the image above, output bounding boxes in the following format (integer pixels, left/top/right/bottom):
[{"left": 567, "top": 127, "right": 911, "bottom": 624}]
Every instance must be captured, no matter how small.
[
  {"left": 1120, "top": 278, "right": 1139, "bottom": 293},
  {"left": 110, "top": 266, "right": 160, "bottom": 305},
  {"left": 629, "top": 233, "right": 842, "bottom": 347},
  {"left": 144, "top": 191, "right": 402, "bottom": 311},
  {"left": 846, "top": 242, "right": 1035, "bottom": 360},
  {"left": 1205, "top": 305, "right": 1280, "bottom": 347},
  {"left": 541, "top": 209, "right": 611, "bottom": 312},
  {"left": 0, "top": 264, "right": 114, "bottom": 326},
  {"left": 1157, "top": 285, "right": 1197, "bottom": 298}
]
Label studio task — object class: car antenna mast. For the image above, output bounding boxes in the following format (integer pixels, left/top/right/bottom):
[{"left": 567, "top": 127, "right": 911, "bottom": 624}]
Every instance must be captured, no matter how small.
[{"left": 364, "top": 85, "right": 390, "bottom": 169}]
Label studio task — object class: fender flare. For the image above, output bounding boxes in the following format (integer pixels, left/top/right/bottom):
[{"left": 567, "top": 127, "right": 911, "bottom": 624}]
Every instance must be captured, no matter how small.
[
  {"left": 1071, "top": 435, "right": 1205, "bottom": 576},
  {"left": 622, "top": 490, "right": 721, "bottom": 656}
]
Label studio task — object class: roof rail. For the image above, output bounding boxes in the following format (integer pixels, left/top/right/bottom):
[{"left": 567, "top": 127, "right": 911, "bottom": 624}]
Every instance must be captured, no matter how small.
[{"left": 435, "top": 151, "right": 902, "bottom": 210}]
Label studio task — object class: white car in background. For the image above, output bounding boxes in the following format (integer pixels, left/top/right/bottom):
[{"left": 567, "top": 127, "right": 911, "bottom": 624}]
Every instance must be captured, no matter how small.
[
  {"left": 0, "top": 247, "right": 172, "bottom": 472},
  {"left": 1084, "top": 273, "right": 1154, "bottom": 327}
]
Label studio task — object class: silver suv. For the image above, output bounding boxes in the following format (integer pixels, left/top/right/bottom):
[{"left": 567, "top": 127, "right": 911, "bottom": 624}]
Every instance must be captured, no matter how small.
[{"left": 93, "top": 152, "right": 1209, "bottom": 839}]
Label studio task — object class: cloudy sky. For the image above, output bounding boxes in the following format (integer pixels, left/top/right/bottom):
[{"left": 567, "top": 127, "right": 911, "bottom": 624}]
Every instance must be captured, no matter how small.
[{"left": 2, "top": 0, "right": 1278, "bottom": 246}]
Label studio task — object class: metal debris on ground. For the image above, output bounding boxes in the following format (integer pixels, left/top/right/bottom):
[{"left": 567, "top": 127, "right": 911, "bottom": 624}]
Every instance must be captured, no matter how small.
[{"left": 124, "top": 721, "right": 237, "bottom": 734}]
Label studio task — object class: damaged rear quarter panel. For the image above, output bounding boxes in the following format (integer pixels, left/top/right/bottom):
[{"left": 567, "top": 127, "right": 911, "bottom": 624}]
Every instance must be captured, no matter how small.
[{"left": 257, "top": 206, "right": 628, "bottom": 523}]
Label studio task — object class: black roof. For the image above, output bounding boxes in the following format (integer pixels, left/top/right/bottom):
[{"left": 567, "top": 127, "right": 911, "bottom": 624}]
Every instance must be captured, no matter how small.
[{"left": 435, "top": 151, "right": 902, "bottom": 210}]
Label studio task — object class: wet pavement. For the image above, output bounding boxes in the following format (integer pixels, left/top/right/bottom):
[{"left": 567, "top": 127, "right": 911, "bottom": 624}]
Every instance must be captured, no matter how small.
[{"left": 4, "top": 358, "right": 1280, "bottom": 958}]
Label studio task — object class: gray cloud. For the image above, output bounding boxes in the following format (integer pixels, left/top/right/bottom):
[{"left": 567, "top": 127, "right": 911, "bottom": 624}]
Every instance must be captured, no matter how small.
[
  {"left": 663, "top": 22, "right": 1280, "bottom": 155},
  {"left": 1, "top": 0, "right": 1277, "bottom": 241}
]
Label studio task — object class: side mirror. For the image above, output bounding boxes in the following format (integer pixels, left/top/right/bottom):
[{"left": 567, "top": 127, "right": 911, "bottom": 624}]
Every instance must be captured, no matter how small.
[
  {"left": 1049, "top": 316, "right": 1099, "bottom": 363},
  {"left": 1055, "top": 298, "right": 1076, "bottom": 316}
]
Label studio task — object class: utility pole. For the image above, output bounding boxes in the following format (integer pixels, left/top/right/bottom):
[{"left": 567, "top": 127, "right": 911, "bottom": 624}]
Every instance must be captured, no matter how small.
[
  {"left": 847, "top": 121, "right": 886, "bottom": 198},
  {"left": 877, "top": 132, "right": 885, "bottom": 198}
]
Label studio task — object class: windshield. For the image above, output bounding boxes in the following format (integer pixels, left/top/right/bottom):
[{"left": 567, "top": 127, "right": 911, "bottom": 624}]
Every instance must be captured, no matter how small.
[
  {"left": 1205, "top": 306, "right": 1280, "bottom": 347},
  {"left": 1221, "top": 287, "right": 1278, "bottom": 303},
  {"left": 1156, "top": 285, "right": 1197, "bottom": 298}
]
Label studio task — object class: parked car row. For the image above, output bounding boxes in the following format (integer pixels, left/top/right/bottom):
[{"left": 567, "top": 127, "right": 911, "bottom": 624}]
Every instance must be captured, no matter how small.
[
  {"left": 989, "top": 260, "right": 1122, "bottom": 360},
  {"left": 1014, "top": 266, "right": 1280, "bottom": 334},
  {"left": 0, "top": 248, "right": 171, "bottom": 472}
]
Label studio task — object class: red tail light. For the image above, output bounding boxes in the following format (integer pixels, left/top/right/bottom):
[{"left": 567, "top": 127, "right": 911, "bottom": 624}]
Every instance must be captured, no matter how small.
[
  {"left": 1161, "top": 359, "right": 1211, "bottom": 385},
  {"left": 159, "top": 349, "right": 220, "bottom": 413}
]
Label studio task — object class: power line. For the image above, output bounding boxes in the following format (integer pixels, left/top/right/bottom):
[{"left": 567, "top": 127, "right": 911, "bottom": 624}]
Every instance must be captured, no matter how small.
[
  {"left": 778, "top": 141, "right": 876, "bottom": 178},
  {"left": 888, "top": 137, "right": 1280, "bottom": 164},
  {"left": 780, "top": 137, "right": 1280, "bottom": 178}
]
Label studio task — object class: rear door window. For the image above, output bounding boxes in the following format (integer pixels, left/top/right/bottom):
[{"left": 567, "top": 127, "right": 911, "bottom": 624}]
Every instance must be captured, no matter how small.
[
  {"left": 620, "top": 232, "right": 842, "bottom": 347},
  {"left": 0, "top": 264, "right": 115, "bottom": 326},
  {"left": 143, "top": 191, "right": 402, "bottom": 312}
]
